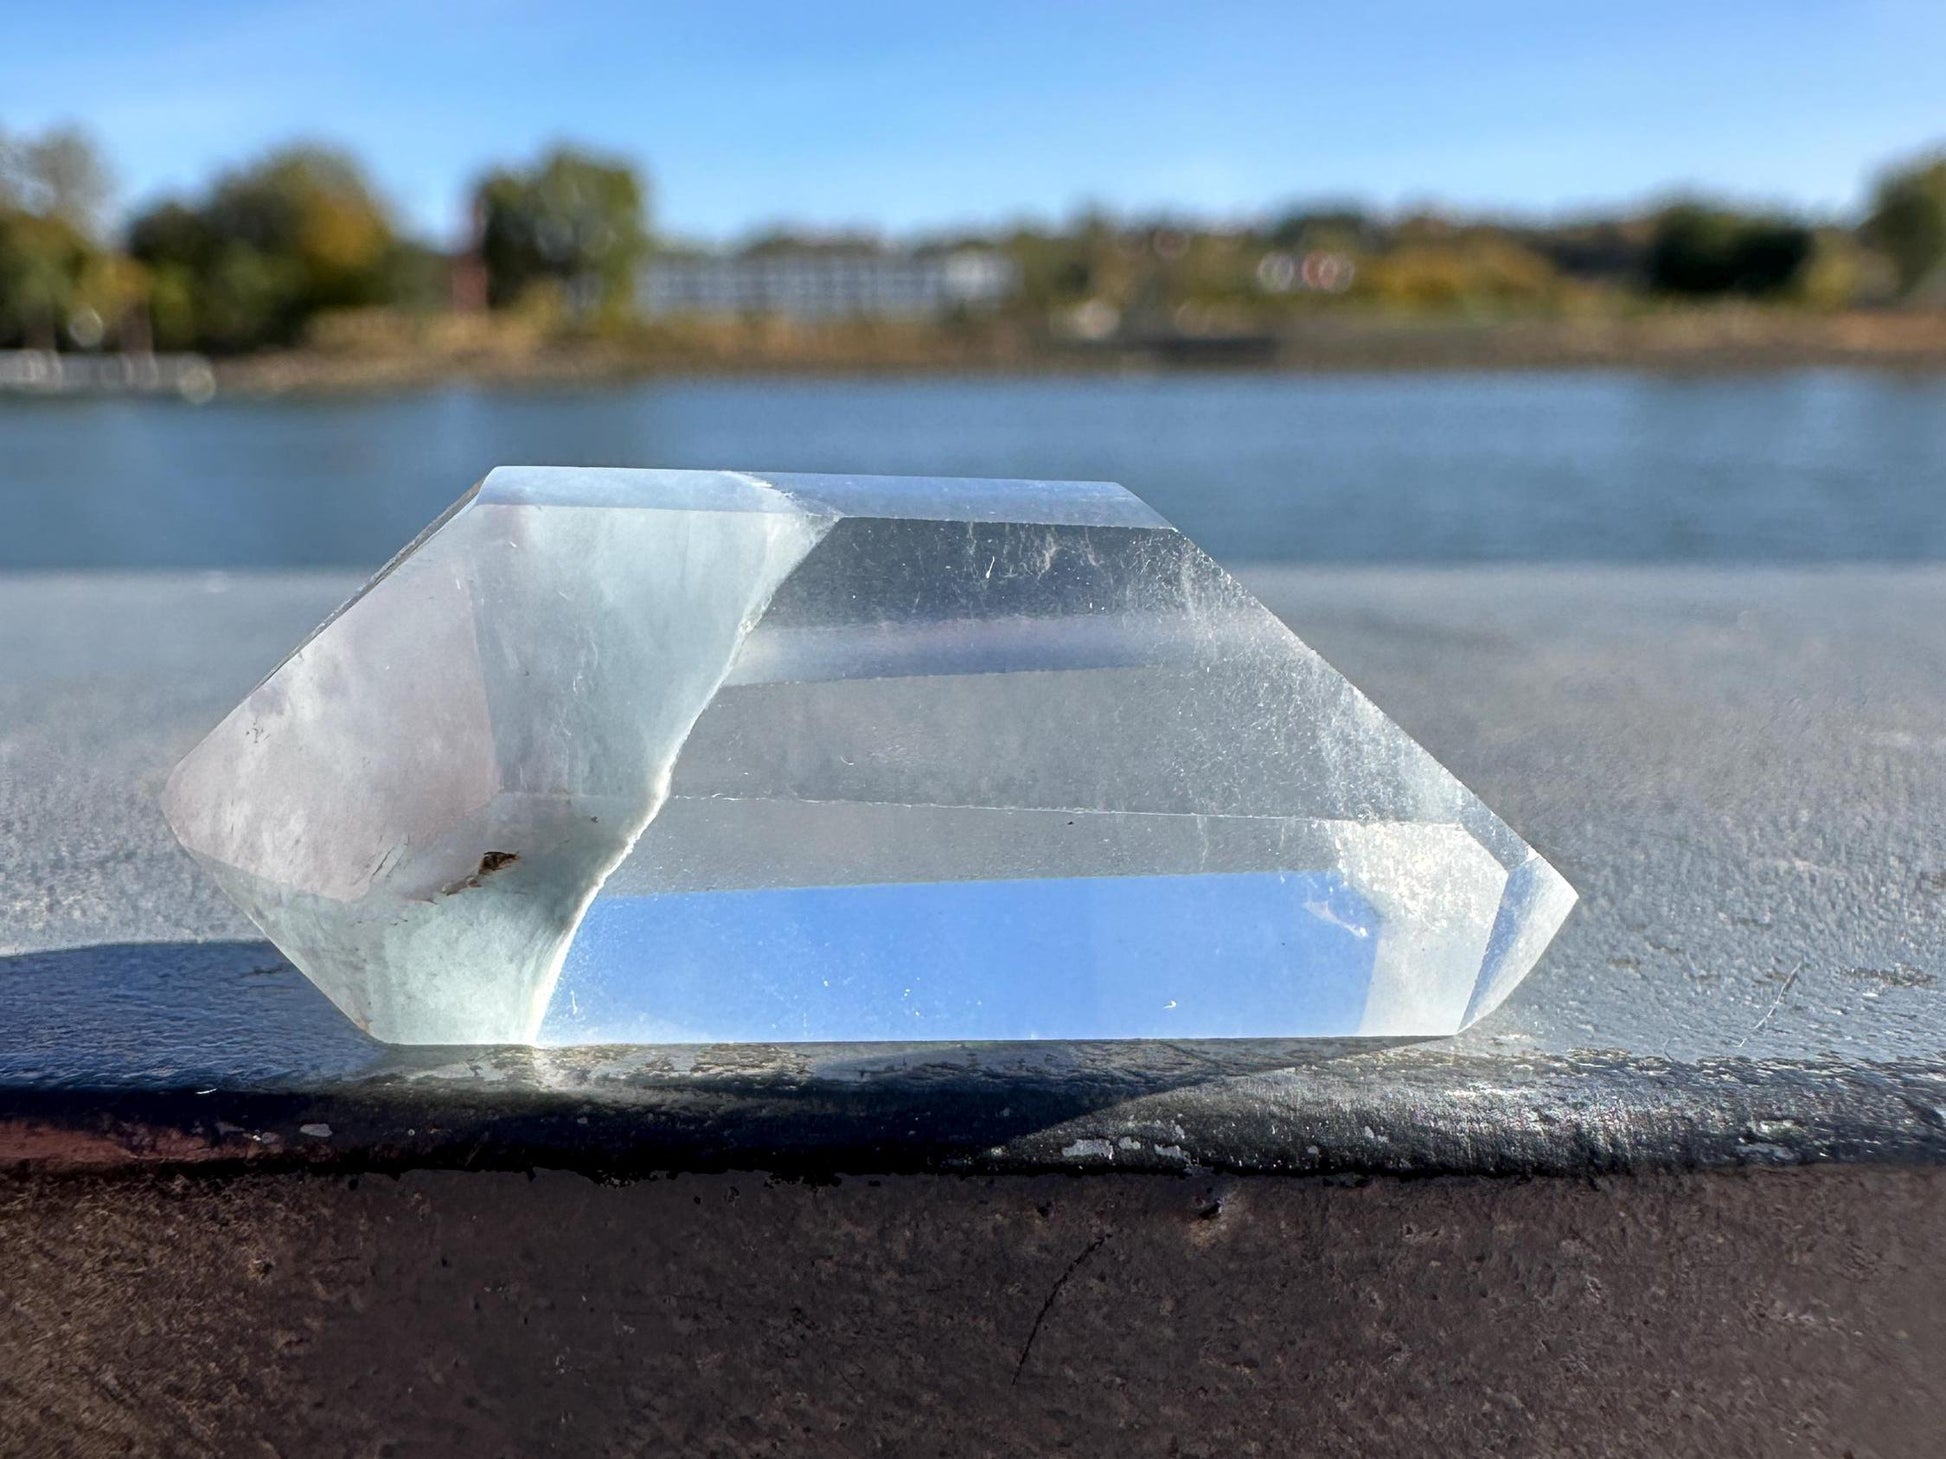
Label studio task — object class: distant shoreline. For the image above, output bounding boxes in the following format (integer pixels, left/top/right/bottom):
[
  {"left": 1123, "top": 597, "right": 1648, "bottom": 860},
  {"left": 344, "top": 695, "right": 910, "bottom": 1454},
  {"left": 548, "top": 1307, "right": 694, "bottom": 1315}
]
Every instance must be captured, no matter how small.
[{"left": 211, "top": 308, "right": 1946, "bottom": 396}]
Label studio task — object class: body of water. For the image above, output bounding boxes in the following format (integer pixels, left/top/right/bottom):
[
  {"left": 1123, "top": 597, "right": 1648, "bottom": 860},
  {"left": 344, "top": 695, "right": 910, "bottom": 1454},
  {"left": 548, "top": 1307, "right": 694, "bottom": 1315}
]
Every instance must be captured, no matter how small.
[{"left": 3, "top": 370, "right": 1943, "bottom": 569}]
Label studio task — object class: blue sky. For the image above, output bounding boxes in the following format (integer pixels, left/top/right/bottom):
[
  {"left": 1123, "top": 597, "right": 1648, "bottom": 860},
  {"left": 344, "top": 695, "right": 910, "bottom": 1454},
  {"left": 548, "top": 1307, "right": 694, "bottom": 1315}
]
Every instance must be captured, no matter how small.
[{"left": 4, "top": 1, "right": 1942, "bottom": 243}]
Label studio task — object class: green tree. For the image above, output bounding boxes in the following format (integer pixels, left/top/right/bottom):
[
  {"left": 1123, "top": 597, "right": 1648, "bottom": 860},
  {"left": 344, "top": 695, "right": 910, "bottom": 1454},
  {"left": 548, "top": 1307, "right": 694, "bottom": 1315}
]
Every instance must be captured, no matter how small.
[
  {"left": 1, "top": 126, "right": 113, "bottom": 234},
  {"left": 127, "top": 145, "right": 397, "bottom": 351},
  {"left": 474, "top": 146, "right": 649, "bottom": 312},
  {"left": 1267, "top": 204, "right": 1377, "bottom": 254},
  {"left": 1646, "top": 205, "right": 1813, "bottom": 297},
  {"left": 1863, "top": 153, "right": 1946, "bottom": 299},
  {"left": 0, "top": 127, "right": 121, "bottom": 348},
  {"left": 0, "top": 211, "right": 85, "bottom": 347}
]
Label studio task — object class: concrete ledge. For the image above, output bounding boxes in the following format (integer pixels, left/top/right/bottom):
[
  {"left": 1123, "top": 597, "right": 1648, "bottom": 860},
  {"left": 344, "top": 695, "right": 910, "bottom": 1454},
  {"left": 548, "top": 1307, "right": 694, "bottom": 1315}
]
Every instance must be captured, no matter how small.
[
  {"left": 4, "top": 568, "right": 1945, "bottom": 1177},
  {"left": 3, "top": 1165, "right": 1942, "bottom": 1455}
]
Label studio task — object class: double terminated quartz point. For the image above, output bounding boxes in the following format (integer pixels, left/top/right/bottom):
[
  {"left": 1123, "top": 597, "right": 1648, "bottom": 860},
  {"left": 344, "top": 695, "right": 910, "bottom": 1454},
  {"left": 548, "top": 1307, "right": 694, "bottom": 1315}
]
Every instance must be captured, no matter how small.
[{"left": 163, "top": 468, "right": 1574, "bottom": 1046}]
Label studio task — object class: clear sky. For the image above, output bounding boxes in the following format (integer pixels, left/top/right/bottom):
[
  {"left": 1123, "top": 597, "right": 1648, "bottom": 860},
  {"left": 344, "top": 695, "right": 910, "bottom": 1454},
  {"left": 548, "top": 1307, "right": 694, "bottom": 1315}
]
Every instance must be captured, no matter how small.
[{"left": 3, "top": 0, "right": 1942, "bottom": 243}]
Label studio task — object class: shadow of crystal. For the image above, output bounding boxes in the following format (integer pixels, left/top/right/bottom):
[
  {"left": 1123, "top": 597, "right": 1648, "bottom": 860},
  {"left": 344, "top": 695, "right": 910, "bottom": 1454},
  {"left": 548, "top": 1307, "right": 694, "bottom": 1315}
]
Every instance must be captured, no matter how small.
[
  {"left": 0, "top": 940, "right": 388, "bottom": 1087},
  {"left": 0, "top": 942, "right": 1420, "bottom": 1164}
]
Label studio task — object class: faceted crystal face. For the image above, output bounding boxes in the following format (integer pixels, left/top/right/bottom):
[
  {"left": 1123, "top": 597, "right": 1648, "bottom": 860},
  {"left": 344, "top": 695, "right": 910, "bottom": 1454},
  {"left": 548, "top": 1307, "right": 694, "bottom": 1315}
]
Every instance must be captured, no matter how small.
[{"left": 162, "top": 468, "right": 1574, "bottom": 1046}]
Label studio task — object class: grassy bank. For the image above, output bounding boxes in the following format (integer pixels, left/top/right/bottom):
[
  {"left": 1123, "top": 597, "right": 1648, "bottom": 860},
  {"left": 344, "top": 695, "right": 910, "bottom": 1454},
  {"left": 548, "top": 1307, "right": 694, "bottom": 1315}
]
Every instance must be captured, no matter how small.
[{"left": 212, "top": 306, "right": 1946, "bottom": 395}]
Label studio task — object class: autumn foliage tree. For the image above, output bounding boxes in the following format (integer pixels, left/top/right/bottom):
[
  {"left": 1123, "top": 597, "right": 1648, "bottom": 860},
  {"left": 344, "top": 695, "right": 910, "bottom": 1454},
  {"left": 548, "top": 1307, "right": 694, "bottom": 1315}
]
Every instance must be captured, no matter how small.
[{"left": 127, "top": 145, "right": 398, "bottom": 350}]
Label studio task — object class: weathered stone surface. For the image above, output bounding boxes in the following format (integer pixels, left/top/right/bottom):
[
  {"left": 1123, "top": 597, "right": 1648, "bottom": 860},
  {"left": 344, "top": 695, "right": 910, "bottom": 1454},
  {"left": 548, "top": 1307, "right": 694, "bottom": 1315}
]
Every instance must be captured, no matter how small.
[
  {"left": 6, "top": 568, "right": 1943, "bottom": 1179},
  {"left": 1, "top": 1166, "right": 1940, "bottom": 1457}
]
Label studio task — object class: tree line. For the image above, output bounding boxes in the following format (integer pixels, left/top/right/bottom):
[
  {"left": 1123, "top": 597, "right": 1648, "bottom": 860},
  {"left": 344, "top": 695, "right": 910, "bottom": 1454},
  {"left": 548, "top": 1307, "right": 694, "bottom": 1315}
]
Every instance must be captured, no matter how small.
[
  {"left": 1, "top": 127, "right": 1942, "bottom": 355},
  {"left": 0, "top": 134, "right": 647, "bottom": 353}
]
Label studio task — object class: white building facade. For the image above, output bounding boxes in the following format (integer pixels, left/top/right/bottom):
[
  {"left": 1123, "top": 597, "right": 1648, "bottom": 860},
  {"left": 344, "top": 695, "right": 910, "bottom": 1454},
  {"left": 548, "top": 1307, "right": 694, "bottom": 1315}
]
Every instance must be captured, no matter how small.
[{"left": 639, "top": 250, "right": 1018, "bottom": 320}]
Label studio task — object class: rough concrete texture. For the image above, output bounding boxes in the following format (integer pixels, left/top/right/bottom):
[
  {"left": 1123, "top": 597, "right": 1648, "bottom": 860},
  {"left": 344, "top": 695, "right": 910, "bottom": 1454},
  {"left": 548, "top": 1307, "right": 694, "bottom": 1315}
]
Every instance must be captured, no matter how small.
[
  {"left": 9, "top": 564, "right": 1946, "bottom": 1065},
  {"left": 2, "top": 1164, "right": 1941, "bottom": 1458},
  {"left": 3, "top": 569, "right": 1945, "bottom": 1175},
  {"left": 5, "top": 569, "right": 1945, "bottom": 1454},
  {"left": 5, "top": 569, "right": 1946, "bottom": 1176}
]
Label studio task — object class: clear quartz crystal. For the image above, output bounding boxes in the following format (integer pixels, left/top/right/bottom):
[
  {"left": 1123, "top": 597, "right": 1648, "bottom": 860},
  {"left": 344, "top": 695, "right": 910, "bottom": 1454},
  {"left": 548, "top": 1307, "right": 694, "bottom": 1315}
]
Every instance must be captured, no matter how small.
[{"left": 162, "top": 468, "right": 1574, "bottom": 1046}]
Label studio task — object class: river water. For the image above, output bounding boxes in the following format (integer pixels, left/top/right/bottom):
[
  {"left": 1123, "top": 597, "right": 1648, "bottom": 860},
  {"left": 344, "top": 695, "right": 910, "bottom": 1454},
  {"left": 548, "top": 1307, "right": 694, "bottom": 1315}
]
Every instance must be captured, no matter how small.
[{"left": 3, "top": 369, "right": 1943, "bottom": 568}]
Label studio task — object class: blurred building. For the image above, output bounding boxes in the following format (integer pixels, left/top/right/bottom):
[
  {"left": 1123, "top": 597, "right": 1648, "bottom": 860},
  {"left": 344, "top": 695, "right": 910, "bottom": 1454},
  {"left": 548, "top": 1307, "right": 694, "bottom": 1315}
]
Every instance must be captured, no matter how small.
[{"left": 638, "top": 249, "right": 1018, "bottom": 319}]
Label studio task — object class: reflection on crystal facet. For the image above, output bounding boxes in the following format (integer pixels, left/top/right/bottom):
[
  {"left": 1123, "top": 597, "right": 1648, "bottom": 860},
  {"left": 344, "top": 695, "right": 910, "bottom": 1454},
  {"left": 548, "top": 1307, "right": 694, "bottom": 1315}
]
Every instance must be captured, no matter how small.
[
  {"left": 549, "top": 871, "right": 1378, "bottom": 1044},
  {"left": 162, "top": 467, "right": 1574, "bottom": 1045}
]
